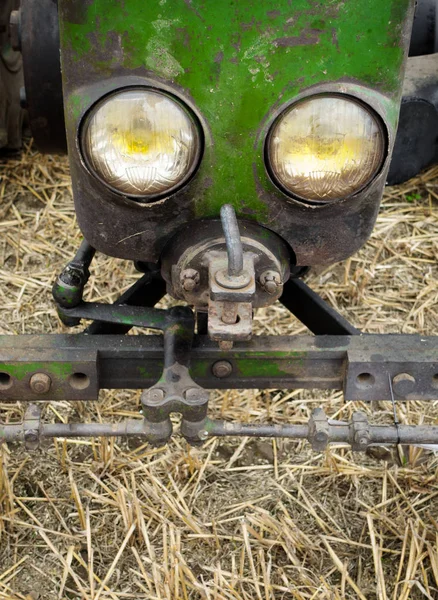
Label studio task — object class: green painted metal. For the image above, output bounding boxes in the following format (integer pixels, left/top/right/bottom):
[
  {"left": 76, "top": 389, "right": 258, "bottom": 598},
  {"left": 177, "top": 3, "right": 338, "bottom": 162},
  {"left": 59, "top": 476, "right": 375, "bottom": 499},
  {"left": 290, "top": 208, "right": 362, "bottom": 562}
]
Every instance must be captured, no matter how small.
[
  {"left": 0, "top": 362, "right": 74, "bottom": 381},
  {"left": 60, "top": 0, "right": 413, "bottom": 224}
]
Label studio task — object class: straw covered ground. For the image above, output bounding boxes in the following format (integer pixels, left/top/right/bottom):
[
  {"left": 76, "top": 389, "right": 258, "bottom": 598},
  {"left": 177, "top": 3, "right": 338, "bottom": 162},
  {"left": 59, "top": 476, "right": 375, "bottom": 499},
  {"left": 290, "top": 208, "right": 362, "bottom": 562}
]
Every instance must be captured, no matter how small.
[{"left": 0, "top": 143, "right": 438, "bottom": 599}]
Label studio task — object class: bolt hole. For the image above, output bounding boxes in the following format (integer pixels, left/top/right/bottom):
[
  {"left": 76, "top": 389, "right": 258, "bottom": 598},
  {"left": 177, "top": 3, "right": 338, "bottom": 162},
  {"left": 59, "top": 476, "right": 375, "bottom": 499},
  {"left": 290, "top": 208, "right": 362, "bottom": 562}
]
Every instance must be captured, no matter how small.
[
  {"left": 69, "top": 372, "right": 90, "bottom": 390},
  {"left": 432, "top": 374, "right": 438, "bottom": 389},
  {"left": 356, "top": 372, "right": 375, "bottom": 389},
  {"left": 0, "top": 372, "right": 12, "bottom": 390}
]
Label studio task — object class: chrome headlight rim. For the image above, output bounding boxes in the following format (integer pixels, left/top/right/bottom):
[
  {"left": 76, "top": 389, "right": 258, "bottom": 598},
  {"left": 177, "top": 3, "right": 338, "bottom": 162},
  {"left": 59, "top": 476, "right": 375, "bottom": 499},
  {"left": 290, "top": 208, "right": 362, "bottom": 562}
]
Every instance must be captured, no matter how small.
[
  {"left": 79, "top": 85, "right": 204, "bottom": 202},
  {"left": 264, "top": 92, "right": 388, "bottom": 206}
]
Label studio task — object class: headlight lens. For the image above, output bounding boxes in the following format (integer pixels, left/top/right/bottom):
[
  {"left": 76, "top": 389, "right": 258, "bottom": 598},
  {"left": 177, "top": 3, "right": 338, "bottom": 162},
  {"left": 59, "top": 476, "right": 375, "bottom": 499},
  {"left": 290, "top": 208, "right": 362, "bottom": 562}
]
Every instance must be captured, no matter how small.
[
  {"left": 82, "top": 88, "right": 201, "bottom": 198},
  {"left": 266, "top": 95, "right": 385, "bottom": 203}
]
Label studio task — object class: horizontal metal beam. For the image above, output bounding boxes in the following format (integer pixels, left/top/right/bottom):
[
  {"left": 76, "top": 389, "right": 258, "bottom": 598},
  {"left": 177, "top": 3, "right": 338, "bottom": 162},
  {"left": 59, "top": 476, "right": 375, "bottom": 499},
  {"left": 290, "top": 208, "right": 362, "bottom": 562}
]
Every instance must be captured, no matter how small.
[{"left": 0, "top": 333, "right": 437, "bottom": 402}]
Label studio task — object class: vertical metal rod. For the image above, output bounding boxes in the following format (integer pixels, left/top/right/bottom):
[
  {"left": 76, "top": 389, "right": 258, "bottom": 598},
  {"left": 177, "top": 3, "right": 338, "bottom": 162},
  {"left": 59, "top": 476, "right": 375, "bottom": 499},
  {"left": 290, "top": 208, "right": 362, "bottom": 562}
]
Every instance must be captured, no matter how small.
[
  {"left": 73, "top": 239, "right": 96, "bottom": 267},
  {"left": 220, "top": 204, "right": 243, "bottom": 277}
]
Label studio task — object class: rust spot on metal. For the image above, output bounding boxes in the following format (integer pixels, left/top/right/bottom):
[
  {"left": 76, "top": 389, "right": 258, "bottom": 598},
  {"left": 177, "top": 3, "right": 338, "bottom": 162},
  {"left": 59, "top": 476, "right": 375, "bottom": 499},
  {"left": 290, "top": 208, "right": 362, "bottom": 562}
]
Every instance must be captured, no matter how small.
[{"left": 273, "top": 32, "right": 321, "bottom": 47}]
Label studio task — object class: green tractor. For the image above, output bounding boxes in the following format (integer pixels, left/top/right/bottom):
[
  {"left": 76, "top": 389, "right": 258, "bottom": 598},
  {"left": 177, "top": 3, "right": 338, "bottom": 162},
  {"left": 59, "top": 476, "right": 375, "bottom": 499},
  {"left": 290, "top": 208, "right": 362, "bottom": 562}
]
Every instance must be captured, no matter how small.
[{"left": 1, "top": 0, "right": 438, "bottom": 452}]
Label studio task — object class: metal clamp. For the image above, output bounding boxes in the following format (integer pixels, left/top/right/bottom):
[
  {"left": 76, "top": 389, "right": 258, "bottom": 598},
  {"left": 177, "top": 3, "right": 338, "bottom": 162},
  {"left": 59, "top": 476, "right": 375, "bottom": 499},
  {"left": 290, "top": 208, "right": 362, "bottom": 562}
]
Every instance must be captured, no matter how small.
[
  {"left": 23, "top": 404, "right": 41, "bottom": 450},
  {"left": 349, "top": 411, "right": 370, "bottom": 451},
  {"left": 308, "top": 407, "right": 329, "bottom": 451}
]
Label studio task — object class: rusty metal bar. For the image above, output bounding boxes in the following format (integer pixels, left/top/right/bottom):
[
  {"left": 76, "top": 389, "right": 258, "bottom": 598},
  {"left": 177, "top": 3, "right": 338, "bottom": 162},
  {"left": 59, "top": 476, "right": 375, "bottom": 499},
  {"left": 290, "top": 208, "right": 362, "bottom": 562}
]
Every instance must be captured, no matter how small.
[
  {"left": 206, "top": 420, "right": 438, "bottom": 445},
  {"left": 1, "top": 333, "right": 437, "bottom": 401},
  {"left": 2, "top": 410, "right": 438, "bottom": 451},
  {"left": 280, "top": 278, "right": 360, "bottom": 336}
]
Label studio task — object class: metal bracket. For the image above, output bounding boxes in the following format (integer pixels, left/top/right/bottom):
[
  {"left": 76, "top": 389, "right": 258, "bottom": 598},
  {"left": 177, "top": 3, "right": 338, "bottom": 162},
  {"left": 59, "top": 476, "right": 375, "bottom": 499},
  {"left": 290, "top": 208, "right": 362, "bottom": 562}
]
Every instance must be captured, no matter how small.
[
  {"left": 308, "top": 407, "right": 329, "bottom": 451},
  {"left": 23, "top": 404, "right": 41, "bottom": 450},
  {"left": 350, "top": 412, "right": 370, "bottom": 451},
  {"left": 208, "top": 301, "right": 253, "bottom": 343}
]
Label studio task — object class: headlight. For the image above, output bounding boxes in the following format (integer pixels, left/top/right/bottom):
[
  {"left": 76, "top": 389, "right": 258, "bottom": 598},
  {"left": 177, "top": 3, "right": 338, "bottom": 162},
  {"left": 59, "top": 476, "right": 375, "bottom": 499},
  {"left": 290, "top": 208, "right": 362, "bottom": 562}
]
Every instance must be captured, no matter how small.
[
  {"left": 266, "top": 95, "right": 386, "bottom": 204},
  {"left": 81, "top": 88, "right": 201, "bottom": 199}
]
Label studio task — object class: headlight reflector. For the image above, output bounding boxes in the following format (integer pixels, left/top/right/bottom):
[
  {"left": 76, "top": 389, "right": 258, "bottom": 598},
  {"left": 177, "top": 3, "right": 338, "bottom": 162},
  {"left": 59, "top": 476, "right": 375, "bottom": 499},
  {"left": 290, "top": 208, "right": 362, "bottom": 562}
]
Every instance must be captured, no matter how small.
[
  {"left": 82, "top": 88, "right": 201, "bottom": 198},
  {"left": 266, "top": 95, "right": 385, "bottom": 203}
]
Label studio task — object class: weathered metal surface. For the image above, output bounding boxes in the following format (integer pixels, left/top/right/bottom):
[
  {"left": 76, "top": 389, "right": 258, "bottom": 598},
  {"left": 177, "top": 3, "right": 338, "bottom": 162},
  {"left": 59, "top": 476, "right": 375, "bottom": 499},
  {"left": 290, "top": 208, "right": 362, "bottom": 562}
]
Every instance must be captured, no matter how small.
[
  {"left": 161, "top": 219, "right": 290, "bottom": 308},
  {"left": 208, "top": 300, "right": 253, "bottom": 342},
  {"left": 20, "top": 0, "right": 67, "bottom": 153},
  {"left": 220, "top": 204, "right": 244, "bottom": 277},
  {"left": 388, "top": 53, "right": 438, "bottom": 184},
  {"left": 52, "top": 240, "right": 95, "bottom": 317},
  {"left": 345, "top": 336, "right": 438, "bottom": 401},
  {"left": 86, "top": 271, "right": 166, "bottom": 335},
  {"left": 205, "top": 415, "right": 438, "bottom": 447},
  {"left": 58, "top": 0, "right": 415, "bottom": 265},
  {"left": 409, "top": 0, "right": 438, "bottom": 56},
  {"left": 0, "top": 0, "right": 24, "bottom": 151},
  {"left": 1, "top": 334, "right": 437, "bottom": 400},
  {"left": 3, "top": 406, "right": 438, "bottom": 450},
  {"left": 280, "top": 279, "right": 360, "bottom": 336},
  {"left": 0, "top": 345, "right": 99, "bottom": 401}
]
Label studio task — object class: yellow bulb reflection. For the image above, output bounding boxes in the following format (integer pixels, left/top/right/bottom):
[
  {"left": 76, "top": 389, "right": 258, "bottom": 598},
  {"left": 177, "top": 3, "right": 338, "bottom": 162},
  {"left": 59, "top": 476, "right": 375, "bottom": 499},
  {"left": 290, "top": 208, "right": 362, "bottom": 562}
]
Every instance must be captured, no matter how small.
[
  {"left": 83, "top": 89, "right": 199, "bottom": 197},
  {"left": 268, "top": 95, "right": 385, "bottom": 203}
]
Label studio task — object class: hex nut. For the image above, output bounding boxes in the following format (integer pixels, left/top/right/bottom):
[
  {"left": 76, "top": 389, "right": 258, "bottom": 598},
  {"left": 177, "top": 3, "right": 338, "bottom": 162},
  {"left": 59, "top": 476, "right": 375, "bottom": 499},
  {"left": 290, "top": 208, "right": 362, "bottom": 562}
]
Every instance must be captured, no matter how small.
[
  {"left": 392, "top": 373, "right": 416, "bottom": 396},
  {"left": 212, "top": 360, "right": 233, "bottom": 378},
  {"left": 180, "top": 269, "right": 200, "bottom": 292},
  {"left": 259, "top": 270, "right": 281, "bottom": 295},
  {"left": 29, "top": 373, "right": 51, "bottom": 394}
]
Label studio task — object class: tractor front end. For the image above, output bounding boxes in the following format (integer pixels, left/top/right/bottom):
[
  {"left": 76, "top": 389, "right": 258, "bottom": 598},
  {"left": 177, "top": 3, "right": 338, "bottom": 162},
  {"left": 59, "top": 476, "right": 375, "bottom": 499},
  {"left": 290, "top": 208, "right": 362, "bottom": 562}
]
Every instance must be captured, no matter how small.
[{"left": 1, "top": 0, "right": 438, "bottom": 453}]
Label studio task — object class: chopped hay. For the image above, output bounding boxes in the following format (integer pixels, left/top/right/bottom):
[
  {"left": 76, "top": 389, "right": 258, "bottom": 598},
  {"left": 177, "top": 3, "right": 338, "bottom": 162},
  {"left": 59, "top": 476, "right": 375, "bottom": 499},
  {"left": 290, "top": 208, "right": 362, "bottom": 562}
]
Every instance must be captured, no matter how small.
[{"left": 0, "top": 143, "right": 437, "bottom": 599}]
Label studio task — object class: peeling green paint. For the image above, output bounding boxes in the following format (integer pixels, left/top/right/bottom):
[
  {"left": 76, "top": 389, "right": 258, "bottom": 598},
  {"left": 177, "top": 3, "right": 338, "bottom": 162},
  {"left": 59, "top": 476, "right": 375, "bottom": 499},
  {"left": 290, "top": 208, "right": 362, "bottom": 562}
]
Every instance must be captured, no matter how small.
[
  {"left": 59, "top": 0, "right": 413, "bottom": 224},
  {"left": 190, "top": 350, "right": 307, "bottom": 379},
  {"left": 1, "top": 362, "right": 74, "bottom": 380}
]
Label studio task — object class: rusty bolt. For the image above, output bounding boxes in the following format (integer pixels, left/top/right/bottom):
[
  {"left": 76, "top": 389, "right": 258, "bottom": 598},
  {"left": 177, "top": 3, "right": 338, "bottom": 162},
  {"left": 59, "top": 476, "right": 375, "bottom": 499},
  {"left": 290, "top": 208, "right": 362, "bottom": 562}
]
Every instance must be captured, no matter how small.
[
  {"left": 9, "top": 10, "right": 21, "bottom": 52},
  {"left": 354, "top": 431, "right": 369, "bottom": 448},
  {"left": 148, "top": 388, "right": 165, "bottom": 403},
  {"left": 25, "top": 429, "right": 39, "bottom": 443},
  {"left": 392, "top": 373, "right": 416, "bottom": 396},
  {"left": 29, "top": 373, "right": 51, "bottom": 394},
  {"left": 259, "top": 270, "right": 281, "bottom": 295},
  {"left": 218, "top": 340, "right": 234, "bottom": 351},
  {"left": 212, "top": 360, "right": 233, "bottom": 378},
  {"left": 180, "top": 269, "right": 200, "bottom": 292},
  {"left": 184, "top": 387, "right": 205, "bottom": 403}
]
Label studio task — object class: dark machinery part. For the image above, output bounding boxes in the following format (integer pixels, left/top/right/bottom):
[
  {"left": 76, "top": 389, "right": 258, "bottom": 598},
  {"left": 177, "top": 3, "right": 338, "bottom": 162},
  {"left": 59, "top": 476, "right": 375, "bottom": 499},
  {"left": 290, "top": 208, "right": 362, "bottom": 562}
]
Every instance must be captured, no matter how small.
[
  {"left": 161, "top": 207, "right": 291, "bottom": 347},
  {"left": 161, "top": 218, "right": 290, "bottom": 310},
  {"left": 52, "top": 240, "right": 96, "bottom": 326},
  {"left": 280, "top": 278, "right": 360, "bottom": 336},
  {"left": 3, "top": 404, "right": 438, "bottom": 451},
  {"left": 409, "top": 0, "right": 438, "bottom": 56},
  {"left": 388, "top": 53, "right": 438, "bottom": 184},
  {"left": 85, "top": 269, "right": 166, "bottom": 335},
  {"left": 1, "top": 331, "right": 438, "bottom": 400},
  {"left": 220, "top": 204, "right": 244, "bottom": 277},
  {"left": 19, "top": 0, "right": 67, "bottom": 153},
  {"left": 1, "top": 237, "right": 438, "bottom": 450},
  {"left": 0, "top": 0, "right": 24, "bottom": 151}
]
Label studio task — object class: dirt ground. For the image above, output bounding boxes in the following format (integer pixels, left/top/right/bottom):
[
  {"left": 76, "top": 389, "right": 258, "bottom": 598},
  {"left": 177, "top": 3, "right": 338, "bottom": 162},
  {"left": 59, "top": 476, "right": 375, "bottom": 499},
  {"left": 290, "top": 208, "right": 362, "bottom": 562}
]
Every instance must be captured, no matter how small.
[{"left": 0, "top": 144, "right": 438, "bottom": 599}]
